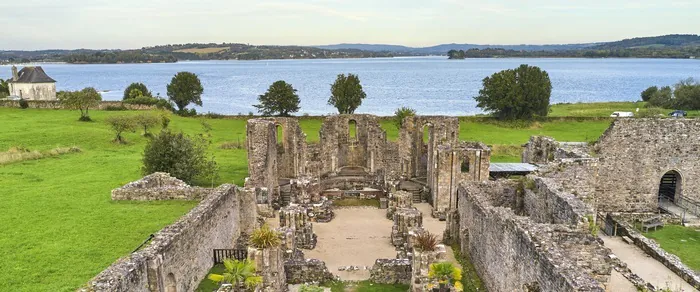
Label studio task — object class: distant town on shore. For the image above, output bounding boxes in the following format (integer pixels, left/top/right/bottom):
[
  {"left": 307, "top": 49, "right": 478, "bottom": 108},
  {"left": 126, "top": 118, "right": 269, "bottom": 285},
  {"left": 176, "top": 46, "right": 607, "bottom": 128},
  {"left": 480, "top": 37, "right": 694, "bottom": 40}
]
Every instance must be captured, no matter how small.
[{"left": 1, "top": 34, "right": 699, "bottom": 64}]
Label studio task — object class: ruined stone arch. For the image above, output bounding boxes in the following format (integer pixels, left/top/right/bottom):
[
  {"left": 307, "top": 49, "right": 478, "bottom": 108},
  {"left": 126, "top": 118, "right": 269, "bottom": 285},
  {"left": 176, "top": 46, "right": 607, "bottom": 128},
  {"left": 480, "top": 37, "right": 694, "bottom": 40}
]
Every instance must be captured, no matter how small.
[
  {"left": 658, "top": 169, "right": 683, "bottom": 203},
  {"left": 164, "top": 273, "right": 177, "bottom": 292},
  {"left": 348, "top": 119, "right": 358, "bottom": 141}
]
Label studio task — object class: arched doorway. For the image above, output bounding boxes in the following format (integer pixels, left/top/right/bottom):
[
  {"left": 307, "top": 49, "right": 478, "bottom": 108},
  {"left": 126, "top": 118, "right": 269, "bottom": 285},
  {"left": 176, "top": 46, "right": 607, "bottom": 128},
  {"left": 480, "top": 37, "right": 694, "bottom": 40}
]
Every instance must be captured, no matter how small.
[
  {"left": 165, "top": 273, "right": 177, "bottom": 292},
  {"left": 658, "top": 170, "right": 682, "bottom": 203}
]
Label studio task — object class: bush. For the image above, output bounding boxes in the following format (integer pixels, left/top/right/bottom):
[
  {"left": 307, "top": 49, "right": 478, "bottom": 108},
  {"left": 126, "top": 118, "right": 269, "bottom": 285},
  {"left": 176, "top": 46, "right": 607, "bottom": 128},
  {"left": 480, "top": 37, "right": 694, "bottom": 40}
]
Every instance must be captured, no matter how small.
[
  {"left": 637, "top": 107, "right": 663, "bottom": 118},
  {"left": 123, "top": 96, "right": 159, "bottom": 105},
  {"left": 123, "top": 83, "right": 152, "bottom": 100},
  {"left": 18, "top": 98, "right": 29, "bottom": 109},
  {"left": 428, "top": 262, "right": 463, "bottom": 291},
  {"left": 142, "top": 130, "right": 210, "bottom": 184},
  {"left": 393, "top": 106, "right": 416, "bottom": 129},
  {"left": 641, "top": 86, "right": 658, "bottom": 102},
  {"left": 415, "top": 232, "right": 439, "bottom": 251},
  {"left": 134, "top": 112, "right": 160, "bottom": 136},
  {"left": 105, "top": 115, "right": 137, "bottom": 144},
  {"left": 202, "top": 112, "right": 225, "bottom": 119},
  {"left": 249, "top": 224, "right": 281, "bottom": 249},
  {"left": 176, "top": 108, "right": 198, "bottom": 117},
  {"left": 103, "top": 105, "right": 128, "bottom": 111}
]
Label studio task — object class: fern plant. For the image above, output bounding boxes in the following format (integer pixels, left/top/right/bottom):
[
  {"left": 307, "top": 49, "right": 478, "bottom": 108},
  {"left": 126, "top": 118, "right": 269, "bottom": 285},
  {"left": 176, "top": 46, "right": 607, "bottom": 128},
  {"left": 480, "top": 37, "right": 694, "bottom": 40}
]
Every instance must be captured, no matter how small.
[
  {"left": 428, "top": 262, "right": 464, "bottom": 291},
  {"left": 249, "top": 224, "right": 281, "bottom": 249},
  {"left": 207, "top": 258, "right": 263, "bottom": 290}
]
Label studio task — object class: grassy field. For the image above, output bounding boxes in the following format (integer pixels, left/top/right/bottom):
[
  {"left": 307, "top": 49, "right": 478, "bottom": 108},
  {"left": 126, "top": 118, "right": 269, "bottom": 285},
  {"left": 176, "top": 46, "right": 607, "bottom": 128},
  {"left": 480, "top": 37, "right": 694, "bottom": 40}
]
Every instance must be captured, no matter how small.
[
  {"left": 644, "top": 225, "right": 700, "bottom": 272},
  {"left": 0, "top": 104, "right": 621, "bottom": 291}
]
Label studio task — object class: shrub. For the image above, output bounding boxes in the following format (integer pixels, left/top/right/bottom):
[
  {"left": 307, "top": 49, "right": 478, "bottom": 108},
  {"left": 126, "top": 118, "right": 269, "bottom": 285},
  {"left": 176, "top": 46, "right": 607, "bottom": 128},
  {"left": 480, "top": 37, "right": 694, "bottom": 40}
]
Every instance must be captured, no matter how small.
[
  {"left": 637, "top": 107, "right": 663, "bottom": 118},
  {"left": 299, "top": 284, "right": 324, "bottom": 292},
  {"left": 202, "top": 112, "right": 225, "bottom": 119},
  {"left": 415, "top": 232, "right": 439, "bottom": 251},
  {"left": 123, "top": 82, "right": 152, "bottom": 100},
  {"left": 176, "top": 108, "right": 198, "bottom": 117},
  {"left": 103, "top": 105, "right": 128, "bottom": 111},
  {"left": 134, "top": 112, "right": 160, "bottom": 137},
  {"left": 393, "top": 106, "right": 416, "bottom": 129},
  {"left": 18, "top": 98, "right": 29, "bottom": 109},
  {"left": 142, "top": 130, "right": 210, "bottom": 184},
  {"left": 105, "top": 115, "right": 137, "bottom": 144},
  {"left": 59, "top": 87, "right": 102, "bottom": 122},
  {"left": 123, "top": 96, "right": 159, "bottom": 105},
  {"left": 207, "top": 258, "right": 262, "bottom": 290},
  {"left": 249, "top": 224, "right": 281, "bottom": 249},
  {"left": 428, "top": 262, "right": 463, "bottom": 291}
]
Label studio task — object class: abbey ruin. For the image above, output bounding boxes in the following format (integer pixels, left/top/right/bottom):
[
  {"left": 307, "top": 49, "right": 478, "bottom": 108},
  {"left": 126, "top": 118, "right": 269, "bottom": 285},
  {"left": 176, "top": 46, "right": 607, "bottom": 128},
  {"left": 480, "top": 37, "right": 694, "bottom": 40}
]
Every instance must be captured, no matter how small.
[{"left": 80, "top": 115, "right": 700, "bottom": 292}]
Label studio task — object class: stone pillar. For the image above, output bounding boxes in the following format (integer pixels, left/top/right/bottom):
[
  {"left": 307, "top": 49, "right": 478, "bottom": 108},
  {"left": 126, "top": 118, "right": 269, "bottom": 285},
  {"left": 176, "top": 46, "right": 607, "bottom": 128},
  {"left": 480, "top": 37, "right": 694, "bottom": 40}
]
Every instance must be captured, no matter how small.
[
  {"left": 280, "top": 206, "right": 317, "bottom": 249},
  {"left": 247, "top": 246, "right": 287, "bottom": 292},
  {"left": 443, "top": 210, "right": 460, "bottom": 246},
  {"left": 411, "top": 245, "right": 447, "bottom": 292},
  {"left": 387, "top": 190, "right": 414, "bottom": 219},
  {"left": 391, "top": 208, "right": 423, "bottom": 247},
  {"left": 238, "top": 187, "right": 259, "bottom": 236}
]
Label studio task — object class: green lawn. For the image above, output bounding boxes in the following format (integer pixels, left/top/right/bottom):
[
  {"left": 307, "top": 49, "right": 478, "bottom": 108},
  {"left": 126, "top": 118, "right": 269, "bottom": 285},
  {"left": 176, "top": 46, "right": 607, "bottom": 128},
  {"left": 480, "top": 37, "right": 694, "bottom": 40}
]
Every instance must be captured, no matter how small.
[
  {"left": 0, "top": 105, "right": 619, "bottom": 291},
  {"left": 644, "top": 225, "right": 700, "bottom": 272}
]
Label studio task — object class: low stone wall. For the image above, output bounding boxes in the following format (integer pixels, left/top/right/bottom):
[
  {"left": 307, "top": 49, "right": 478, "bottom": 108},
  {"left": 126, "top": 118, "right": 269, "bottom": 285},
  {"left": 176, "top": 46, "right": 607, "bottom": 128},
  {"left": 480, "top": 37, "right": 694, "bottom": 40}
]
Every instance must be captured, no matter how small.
[
  {"left": 81, "top": 184, "right": 254, "bottom": 292},
  {"left": 111, "top": 172, "right": 212, "bottom": 201},
  {"left": 606, "top": 214, "right": 700, "bottom": 289},
  {"left": 0, "top": 99, "right": 156, "bottom": 110},
  {"left": 369, "top": 258, "right": 411, "bottom": 285},
  {"left": 284, "top": 258, "right": 335, "bottom": 284},
  {"left": 457, "top": 181, "right": 611, "bottom": 292}
]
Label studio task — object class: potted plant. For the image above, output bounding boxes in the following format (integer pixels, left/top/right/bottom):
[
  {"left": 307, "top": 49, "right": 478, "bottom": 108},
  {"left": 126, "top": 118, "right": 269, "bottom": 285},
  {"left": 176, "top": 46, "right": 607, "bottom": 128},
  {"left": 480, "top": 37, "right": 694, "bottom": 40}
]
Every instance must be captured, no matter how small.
[
  {"left": 207, "top": 258, "right": 263, "bottom": 291},
  {"left": 428, "top": 262, "right": 463, "bottom": 292}
]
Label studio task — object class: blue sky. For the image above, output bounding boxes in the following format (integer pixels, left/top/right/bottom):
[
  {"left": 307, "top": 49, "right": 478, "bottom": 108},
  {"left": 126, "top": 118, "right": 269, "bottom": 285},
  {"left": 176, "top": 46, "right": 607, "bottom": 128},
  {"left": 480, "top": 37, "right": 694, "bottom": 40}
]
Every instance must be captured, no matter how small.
[{"left": 0, "top": 0, "right": 697, "bottom": 50}]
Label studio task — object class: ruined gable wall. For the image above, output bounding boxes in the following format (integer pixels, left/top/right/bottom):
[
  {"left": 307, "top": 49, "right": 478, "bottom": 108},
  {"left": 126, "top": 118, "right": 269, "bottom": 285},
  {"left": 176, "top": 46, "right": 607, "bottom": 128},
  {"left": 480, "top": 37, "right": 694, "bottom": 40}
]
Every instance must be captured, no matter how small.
[
  {"left": 523, "top": 177, "right": 594, "bottom": 228},
  {"left": 399, "top": 116, "right": 459, "bottom": 179},
  {"left": 272, "top": 118, "right": 307, "bottom": 179},
  {"left": 595, "top": 119, "right": 700, "bottom": 211},
  {"left": 457, "top": 182, "right": 608, "bottom": 292},
  {"left": 319, "top": 115, "right": 387, "bottom": 175},
  {"left": 83, "top": 185, "right": 253, "bottom": 292}
]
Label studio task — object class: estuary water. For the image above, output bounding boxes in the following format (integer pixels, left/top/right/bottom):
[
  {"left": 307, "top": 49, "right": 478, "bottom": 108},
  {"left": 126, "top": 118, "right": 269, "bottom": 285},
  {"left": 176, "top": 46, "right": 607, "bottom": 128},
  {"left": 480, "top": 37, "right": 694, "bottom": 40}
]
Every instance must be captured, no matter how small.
[{"left": 3, "top": 57, "right": 699, "bottom": 115}]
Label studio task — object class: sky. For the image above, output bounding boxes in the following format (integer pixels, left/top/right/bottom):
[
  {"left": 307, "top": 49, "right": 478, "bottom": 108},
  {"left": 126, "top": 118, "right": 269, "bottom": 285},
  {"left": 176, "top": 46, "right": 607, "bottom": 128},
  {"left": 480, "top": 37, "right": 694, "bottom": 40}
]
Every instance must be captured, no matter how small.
[{"left": 0, "top": 0, "right": 698, "bottom": 50}]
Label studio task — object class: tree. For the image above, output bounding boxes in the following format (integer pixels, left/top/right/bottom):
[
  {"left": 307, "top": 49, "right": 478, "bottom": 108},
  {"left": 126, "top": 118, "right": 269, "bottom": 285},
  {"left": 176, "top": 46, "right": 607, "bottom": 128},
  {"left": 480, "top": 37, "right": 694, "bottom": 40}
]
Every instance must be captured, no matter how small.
[
  {"left": 647, "top": 86, "right": 674, "bottom": 109},
  {"left": 0, "top": 78, "right": 9, "bottom": 98},
  {"left": 142, "top": 130, "right": 210, "bottom": 184},
  {"left": 393, "top": 106, "right": 416, "bottom": 129},
  {"left": 672, "top": 78, "right": 700, "bottom": 110},
  {"left": 448, "top": 50, "right": 466, "bottom": 59},
  {"left": 134, "top": 112, "right": 160, "bottom": 137},
  {"left": 207, "top": 258, "right": 262, "bottom": 291},
  {"left": 328, "top": 73, "right": 366, "bottom": 114},
  {"left": 167, "top": 72, "right": 204, "bottom": 114},
  {"left": 474, "top": 64, "right": 552, "bottom": 120},
  {"left": 123, "top": 83, "right": 152, "bottom": 100},
  {"left": 105, "top": 115, "right": 137, "bottom": 144},
  {"left": 253, "top": 80, "right": 300, "bottom": 116},
  {"left": 59, "top": 87, "right": 102, "bottom": 121},
  {"left": 641, "top": 86, "right": 658, "bottom": 102}
]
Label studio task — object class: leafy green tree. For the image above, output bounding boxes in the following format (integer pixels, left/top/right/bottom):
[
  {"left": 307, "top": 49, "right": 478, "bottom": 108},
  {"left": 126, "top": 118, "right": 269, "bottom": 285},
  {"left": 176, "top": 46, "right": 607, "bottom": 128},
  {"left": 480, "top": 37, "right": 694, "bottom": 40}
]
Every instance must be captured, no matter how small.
[
  {"left": 123, "top": 83, "right": 152, "bottom": 100},
  {"left": 474, "top": 64, "right": 552, "bottom": 120},
  {"left": 448, "top": 50, "right": 466, "bottom": 59},
  {"left": 105, "top": 115, "right": 137, "bottom": 144},
  {"left": 167, "top": 72, "right": 204, "bottom": 114},
  {"left": 672, "top": 78, "right": 700, "bottom": 110},
  {"left": 142, "top": 130, "right": 210, "bottom": 184},
  {"left": 641, "top": 86, "right": 658, "bottom": 102},
  {"left": 134, "top": 112, "right": 160, "bottom": 137},
  {"left": 207, "top": 258, "right": 262, "bottom": 291},
  {"left": 58, "top": 87, "right": 102, "bottom": 121},
  {"left": 647, "top": 86, "right": 674, "bottom": 109},
  {"left": 254, "top": 80, "right": 300, "bottom": 116},
  {"left": 0, "top": 78, "right": 9, "bottom": 97},
  {"left": 393, "top": 106, "right": 416, "bottom": 129},
  {"left": 328, "top": 73, "right": 366, "bottom": 114}
]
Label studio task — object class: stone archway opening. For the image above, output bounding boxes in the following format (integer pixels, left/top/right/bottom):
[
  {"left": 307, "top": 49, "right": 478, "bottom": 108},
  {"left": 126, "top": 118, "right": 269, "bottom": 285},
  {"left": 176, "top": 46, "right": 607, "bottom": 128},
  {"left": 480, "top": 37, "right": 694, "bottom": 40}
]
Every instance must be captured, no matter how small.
[
  {"left": 658, "top": 170, "right": 682, "bottom": 203},
  {"left": 164, "top": 273, "right": 177, "bottom": 292}
]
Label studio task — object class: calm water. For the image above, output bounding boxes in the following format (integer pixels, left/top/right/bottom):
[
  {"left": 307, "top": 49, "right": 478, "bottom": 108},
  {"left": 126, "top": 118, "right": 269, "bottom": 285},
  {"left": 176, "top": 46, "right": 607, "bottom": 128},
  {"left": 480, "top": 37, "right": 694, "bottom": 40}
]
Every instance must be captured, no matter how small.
[{"left": 3, "top": 57, "right": 699, "bottom": 115}]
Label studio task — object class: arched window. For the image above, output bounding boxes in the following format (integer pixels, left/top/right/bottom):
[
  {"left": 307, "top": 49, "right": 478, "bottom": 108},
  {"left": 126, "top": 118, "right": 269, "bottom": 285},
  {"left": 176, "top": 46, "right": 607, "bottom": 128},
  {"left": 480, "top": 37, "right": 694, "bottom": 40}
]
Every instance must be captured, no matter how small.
[
  {"left": 461, "top": 157, "right": 470, "bottom": 173},
  {"left": 349, "top": 120, "right": 357, "bottom": 141},
  {"left": 165, "top": 273, "right": 177, "bottom": 292},
  {"left": 276, "top": 124, "right": 284, "bottom": 146}
]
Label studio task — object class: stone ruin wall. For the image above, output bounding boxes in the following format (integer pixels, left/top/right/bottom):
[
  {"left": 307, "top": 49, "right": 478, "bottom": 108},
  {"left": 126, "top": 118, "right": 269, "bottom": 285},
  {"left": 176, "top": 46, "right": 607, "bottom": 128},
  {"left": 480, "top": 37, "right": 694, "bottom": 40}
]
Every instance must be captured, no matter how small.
[
  {"left": 318, "top": 115, "right": 388, "bottom": 175},
  {"left": 82, "top": 185, "right": 256, "bottom": 292},
  {"left": 399, "top": 116, "right": 459, "bottom": 180},
  {"left": 111, "top": 172, "right": 212, "bottom": 201},
  {"left": 434, "top": 142, "right": 491, "bottom": 216},
  {"left": 454, "top": 181, "right": 612, "bottom": 292},
  {"left": 523, "top": 176, "right": 595, "bottom": 228},
  {"left": 273, "top": 118, "right": 307, "bottom": 179},
  {"left": 246, "top": 119, "right": 279, "bottom": 206},
  {"left": 594, "top": 118, "right": 700, "bottom": 212}
]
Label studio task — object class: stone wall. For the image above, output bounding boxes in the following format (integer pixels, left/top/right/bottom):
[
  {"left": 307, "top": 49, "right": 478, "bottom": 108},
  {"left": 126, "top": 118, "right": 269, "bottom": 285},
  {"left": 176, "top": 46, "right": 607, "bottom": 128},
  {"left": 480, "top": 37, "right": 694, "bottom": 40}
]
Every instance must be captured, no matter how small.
[
  {"left": 433, "top": 142, "right": 491, "bottom": 217},
  {"left": 272, "top": 118, "right": 307, "bottom": 179},
  {"left": 284, "top": 258, "right": 335, "bottom": 284},
  {"left": 111, "top": 172, "right": 211, "bottom": 201},
  {"left": 248, "top": 247, "right": 287, "bottom": 292},
  {"left": 369, "top": 258, "right": 411, "bottom": 285},
  {"left": 82, "top": 185, "right": 255, "bottom": 292},
  {"left": 595, "top": 119, "right": 700, "bottom": 212},
  {"left": 523, "top": 176, "right": 594, "bottom": 228},
  {"left": 605, "top": 214, "right": 700, "bottom": 289},
  {"left": 455, "top": 181, "right": 612, "bottom": 292},
  {"left": 522, "top": 135, "right": 558, "bottom": 164},
  {"left": 246, "top": 119, "right": 279, "bottom": 207},
  {"left": 0, "top": 99, "right": 156, "bottom": 110},
  {"left": 318, "top": 115, "right": 387, "bottom": 175}
]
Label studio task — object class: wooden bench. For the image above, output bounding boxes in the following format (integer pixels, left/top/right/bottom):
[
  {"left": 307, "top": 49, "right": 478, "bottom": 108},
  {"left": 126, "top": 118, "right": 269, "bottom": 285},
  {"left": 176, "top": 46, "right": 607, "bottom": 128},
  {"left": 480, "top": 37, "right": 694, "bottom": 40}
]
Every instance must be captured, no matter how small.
[{"left": 641, "top": 216, "right": 664, "bottom": 232}]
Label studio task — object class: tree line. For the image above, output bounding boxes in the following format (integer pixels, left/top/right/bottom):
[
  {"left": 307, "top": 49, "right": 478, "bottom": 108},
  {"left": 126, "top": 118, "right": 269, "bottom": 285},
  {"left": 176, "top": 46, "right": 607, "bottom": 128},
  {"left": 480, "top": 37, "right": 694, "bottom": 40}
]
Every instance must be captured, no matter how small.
[
  {"left": 62, "top": 51, "right": 177, "bottom": 64},
  {"left": 642, "top": 79, "right": 700, "bottom": 110},
  {"left": 446, "top": 47, "right": 700, "bottom": 59}
]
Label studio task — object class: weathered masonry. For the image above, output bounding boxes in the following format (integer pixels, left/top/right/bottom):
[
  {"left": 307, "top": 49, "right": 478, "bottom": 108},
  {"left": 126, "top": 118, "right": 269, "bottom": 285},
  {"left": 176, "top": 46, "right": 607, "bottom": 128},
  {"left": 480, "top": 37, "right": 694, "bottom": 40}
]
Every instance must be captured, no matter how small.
[{"left": 245, "top": 114, "right": 491, "bottom": 218}]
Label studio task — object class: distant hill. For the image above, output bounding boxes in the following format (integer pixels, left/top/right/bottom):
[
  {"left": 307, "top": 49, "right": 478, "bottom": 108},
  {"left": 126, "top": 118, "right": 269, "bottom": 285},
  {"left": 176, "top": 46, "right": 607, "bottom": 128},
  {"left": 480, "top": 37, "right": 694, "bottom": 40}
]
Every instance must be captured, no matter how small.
[
  {"left": 590, "top": 34, "right": 700, "bottom": 50},
  {"left": 316, "top": 43, "right": 598, "bottom": 54}
]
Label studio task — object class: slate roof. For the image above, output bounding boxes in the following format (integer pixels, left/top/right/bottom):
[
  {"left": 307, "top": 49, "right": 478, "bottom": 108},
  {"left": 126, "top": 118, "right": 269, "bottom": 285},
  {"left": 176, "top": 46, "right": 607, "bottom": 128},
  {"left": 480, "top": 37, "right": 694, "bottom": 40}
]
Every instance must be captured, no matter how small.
[{"left": 11, "top": 66, "right": 56, "bottom": 83}]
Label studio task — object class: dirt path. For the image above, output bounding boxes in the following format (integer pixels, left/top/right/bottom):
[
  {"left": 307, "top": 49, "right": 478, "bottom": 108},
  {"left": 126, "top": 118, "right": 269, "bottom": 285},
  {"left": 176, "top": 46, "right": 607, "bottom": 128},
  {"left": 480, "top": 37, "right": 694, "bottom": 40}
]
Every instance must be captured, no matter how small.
[{"left": 600, "top": 235, "right": 698, "bottom": 291}]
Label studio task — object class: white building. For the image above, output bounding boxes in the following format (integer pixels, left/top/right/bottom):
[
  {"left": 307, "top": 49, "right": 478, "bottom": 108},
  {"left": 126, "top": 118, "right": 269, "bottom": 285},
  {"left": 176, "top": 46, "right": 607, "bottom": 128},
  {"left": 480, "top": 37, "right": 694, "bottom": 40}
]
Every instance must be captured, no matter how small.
[{"left": 8, "top": 66, "right": 57, "bottom": 100}]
